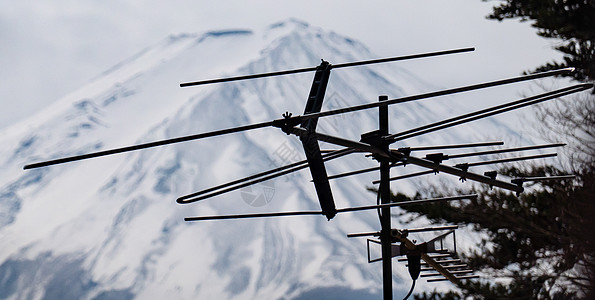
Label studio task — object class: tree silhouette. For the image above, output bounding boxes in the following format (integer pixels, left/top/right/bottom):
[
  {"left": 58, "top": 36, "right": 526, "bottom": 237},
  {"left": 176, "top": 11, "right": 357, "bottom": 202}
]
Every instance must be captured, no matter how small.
[{"left": 486, "top": 0, "right": 595, "bottom": 82}]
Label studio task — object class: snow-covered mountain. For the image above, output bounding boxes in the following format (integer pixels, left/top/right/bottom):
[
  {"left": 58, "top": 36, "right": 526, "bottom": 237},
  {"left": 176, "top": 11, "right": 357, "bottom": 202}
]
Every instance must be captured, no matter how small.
[{"left": 0, "top": 19, "right": 530, "bottom": 299}]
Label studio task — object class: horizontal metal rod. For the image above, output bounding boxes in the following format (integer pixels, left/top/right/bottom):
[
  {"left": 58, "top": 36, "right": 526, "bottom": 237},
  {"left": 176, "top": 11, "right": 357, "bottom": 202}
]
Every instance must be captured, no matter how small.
[
  {"left": 389, "top": 83, "right": 592, "bottom": 142},
  {"left": 346, "top": 231, "right": 379, "bottom": 238},
  {"left": 179, "top": 47, "right": 474, "bottom": 87},
  {"left": 185, "top": 194, "right": 477, "bottom": 222},
  {"left": 462, "top": 153, "right": 557, "bottom": 167},
  {"left": 181, "top": 66, "right": 316, "bottom": 87},
  {"left": 320, "top": 149, "right": 346, "bottom": 153},
  {"left": 177, "top": 148, "right": 354, "bottom": 204},
  {"left": 446, "top": 143, "right": 565, "bottom": 160},
  {"left": 512, "top": 175, "right": 576, "bottom": 183},
  {"left": 401, "top": 141, "right": 504, "bottom": 151},
  {"left": 327, "top": 165, "right": 383, "bottom": 180},
  {"left": 184, "top": 210, "right": 323, "bottom": 221},
  {"left": 347, "top": 225, "right": 459, "bottom": 238},
  {"left": 333, "top": 47, "right": 475, "bottom": 69},
  {"left": 374, "top": 170, "right": 435, "bottom": 184},
  {"left": 300, "top": 68, "right": 575, "bottom": 121},
  {"left": 427, "top": 254, "right": 452, "bottom": 258},
  {"left": 405, "top": 225, "right": 459, "bottom": 233},
  {"left": 398, "top": 254, "right": 451, "bottom": 262},
  {"left": 427, "top": 275, "right": 479, "bottom": 282},
  {"left": 421, "top": 270, "right": 474, "bottom": 277},
  {"left": 413, "top": 259, "right": 462, "bottom": 267},
  {"left": 421, "top": 264, "right": 468, "bottom": 271},
  {"left": 23, "top": 120, "right": 275, "bottom": 169},
  {"left": 335, "top": 194, "right": 477, "bottom": 213},
  {"left": 327, "top": 162, "right": 404, "bottom": 181}
]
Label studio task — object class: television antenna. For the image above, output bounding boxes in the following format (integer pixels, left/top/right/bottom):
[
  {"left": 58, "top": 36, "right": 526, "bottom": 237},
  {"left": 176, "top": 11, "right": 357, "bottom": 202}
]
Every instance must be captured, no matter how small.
[{"left": 23, "top": 46, "right": 593, "bottom": 299}]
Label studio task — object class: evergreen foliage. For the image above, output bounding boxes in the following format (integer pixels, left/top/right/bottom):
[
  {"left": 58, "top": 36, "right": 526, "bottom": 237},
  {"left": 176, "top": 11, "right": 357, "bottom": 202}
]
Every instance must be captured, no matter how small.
[{"left": 485, "top": 0, "right": 595, "bottom": 82}]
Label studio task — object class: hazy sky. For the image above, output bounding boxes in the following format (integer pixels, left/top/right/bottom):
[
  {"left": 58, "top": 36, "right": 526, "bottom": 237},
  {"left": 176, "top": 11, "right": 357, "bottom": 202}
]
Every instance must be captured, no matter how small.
[{"left": 0, "top": 0, "right": 561, "bottom": 129}]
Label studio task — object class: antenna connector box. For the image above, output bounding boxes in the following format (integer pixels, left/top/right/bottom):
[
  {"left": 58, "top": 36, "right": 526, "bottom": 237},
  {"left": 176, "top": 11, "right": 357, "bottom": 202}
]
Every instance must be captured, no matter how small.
[{"left": 360, "top": 130, "right": 389, "bottom": 147}]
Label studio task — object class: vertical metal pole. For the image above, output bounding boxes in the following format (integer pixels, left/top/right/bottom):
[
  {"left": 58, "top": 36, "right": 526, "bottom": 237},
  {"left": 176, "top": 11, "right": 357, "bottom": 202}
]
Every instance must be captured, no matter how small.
[{"left": 379, "top": 95, "right": 393, "bottom": 300}]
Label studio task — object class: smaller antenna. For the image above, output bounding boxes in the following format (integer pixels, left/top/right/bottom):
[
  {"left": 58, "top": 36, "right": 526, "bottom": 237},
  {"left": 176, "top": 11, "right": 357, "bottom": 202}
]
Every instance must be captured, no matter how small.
[{"left": 358, "top": 226, "right": 479, "bottom": 289}]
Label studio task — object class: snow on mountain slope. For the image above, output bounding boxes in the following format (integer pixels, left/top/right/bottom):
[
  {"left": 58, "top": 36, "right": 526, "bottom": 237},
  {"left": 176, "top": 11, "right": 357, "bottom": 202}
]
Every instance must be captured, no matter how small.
[{"left": 0, "top": 19, "right": 535, "bottom": 299}]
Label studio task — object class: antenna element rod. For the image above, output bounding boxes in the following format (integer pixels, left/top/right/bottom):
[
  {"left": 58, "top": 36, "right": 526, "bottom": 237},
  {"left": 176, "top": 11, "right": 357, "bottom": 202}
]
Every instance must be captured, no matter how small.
[{"left": 179, "top": 47, "right": 475, "bottom": 87}]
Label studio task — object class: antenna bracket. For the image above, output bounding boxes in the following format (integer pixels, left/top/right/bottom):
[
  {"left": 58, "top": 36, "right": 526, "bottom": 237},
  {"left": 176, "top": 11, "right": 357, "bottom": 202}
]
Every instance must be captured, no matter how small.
[
  {"left": 272, "top": 112, "right": 302, "bottom": 134},
  {"left": 360, "top": 130, "right": 393, "bottom": 162}
]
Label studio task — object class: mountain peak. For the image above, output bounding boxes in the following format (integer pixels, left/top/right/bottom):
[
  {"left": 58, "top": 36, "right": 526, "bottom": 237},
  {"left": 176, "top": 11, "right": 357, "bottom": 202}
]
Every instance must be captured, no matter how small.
[
  {"left": 268, "top": 18, "right": 310, "bottom": 30},
  {"left": 199, "top": 29, "right": 254, "bottom": 42}
]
